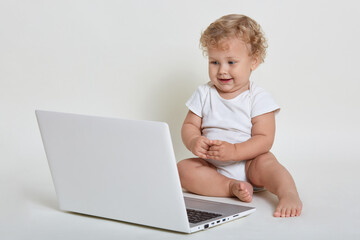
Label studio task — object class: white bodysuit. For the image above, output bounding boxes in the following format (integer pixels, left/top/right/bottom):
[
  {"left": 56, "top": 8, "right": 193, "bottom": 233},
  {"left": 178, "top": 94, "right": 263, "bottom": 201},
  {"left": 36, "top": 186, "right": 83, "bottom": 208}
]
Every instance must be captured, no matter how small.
[{"left": 186, "top": 81, "right": 280, "bottom": 181}]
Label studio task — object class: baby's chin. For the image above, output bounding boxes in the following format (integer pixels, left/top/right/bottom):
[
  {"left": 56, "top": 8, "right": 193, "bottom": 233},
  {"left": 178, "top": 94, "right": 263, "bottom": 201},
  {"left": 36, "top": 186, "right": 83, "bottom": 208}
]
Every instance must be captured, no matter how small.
[
  {"left": 214, "top": 85, "right": 249, "bottom": 99},
  {"left": 214, "top": 84, "right": 236, "bottom": 93}
]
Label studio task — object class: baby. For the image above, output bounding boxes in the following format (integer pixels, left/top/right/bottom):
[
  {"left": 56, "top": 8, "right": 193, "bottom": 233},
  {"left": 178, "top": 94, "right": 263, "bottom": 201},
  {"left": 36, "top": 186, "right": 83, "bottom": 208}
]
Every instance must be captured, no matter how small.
[{"left": 177, "top": 14, "right": 302, "bottom": 217}]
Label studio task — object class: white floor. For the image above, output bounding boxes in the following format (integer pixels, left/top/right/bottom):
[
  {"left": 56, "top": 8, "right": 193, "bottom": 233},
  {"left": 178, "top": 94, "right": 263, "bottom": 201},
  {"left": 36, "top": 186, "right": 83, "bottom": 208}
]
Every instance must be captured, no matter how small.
[
  {"left": 2, "top": 154, "right": 359, "bottom": 240},
  {"left": 1, "top": 1, "right": 360, "bottom": 239}
]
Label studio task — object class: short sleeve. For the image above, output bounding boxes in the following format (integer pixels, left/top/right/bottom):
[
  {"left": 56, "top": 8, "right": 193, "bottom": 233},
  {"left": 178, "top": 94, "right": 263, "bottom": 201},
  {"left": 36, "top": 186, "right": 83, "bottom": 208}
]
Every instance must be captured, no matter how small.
[
  {"left": 251, "top": 86, "right": 280, "bottom": 118},
  {"left": 185, "top": 83, "right": 210, "bottom": 118}
]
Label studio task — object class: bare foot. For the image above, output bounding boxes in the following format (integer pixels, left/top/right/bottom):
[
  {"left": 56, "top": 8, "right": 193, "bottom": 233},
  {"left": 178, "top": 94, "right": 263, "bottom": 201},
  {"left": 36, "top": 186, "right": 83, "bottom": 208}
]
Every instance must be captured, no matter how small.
[
  {"left": 229, "top": 181, "right": 253, "bottom": 203},
  {"left": 273, "top": 192, "right": 302, "bottom": 217}
]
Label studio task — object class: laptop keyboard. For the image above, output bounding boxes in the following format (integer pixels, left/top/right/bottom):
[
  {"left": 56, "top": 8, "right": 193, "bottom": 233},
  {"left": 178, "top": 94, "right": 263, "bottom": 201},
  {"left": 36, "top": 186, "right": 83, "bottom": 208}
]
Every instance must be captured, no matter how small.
[{"left": 186, "top": 208, "right": 222, "bottom": 224}]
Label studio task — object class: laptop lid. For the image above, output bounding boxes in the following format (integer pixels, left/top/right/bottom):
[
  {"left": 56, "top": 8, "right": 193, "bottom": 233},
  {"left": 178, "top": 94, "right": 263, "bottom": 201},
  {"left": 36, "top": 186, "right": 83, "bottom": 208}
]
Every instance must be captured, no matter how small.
[{"left": 36, "top": 110, "right": 190, "bottom": 233}]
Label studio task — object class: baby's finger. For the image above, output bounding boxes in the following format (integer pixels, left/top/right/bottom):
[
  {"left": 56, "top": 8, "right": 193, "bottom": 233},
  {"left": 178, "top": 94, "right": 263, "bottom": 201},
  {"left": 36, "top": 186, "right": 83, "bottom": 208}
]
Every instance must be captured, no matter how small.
[
  {"left": 202, "top": 137, "right": 212, "bottom": 146},
  {"left": 194, "top": 149, "right": 208, "bottom": 159},
  {"left": 209, "top": 145, "right": 220, "bottom": 151},
  {"left": 200, "top": 141, "right": 211, "bottom": 150},
  {"left": 206, "top": 150, "right": 219, "bottom": 157},
  {"left": 210, "top": 140, "right": 222, "bottom": 146}
]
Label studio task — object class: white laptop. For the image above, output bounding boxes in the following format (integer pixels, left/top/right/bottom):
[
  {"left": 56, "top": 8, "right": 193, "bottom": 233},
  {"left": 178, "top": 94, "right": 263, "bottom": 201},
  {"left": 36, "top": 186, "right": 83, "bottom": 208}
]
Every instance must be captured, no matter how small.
[{"left": 35, "top": 110, "right": 255, "bottom": 233}]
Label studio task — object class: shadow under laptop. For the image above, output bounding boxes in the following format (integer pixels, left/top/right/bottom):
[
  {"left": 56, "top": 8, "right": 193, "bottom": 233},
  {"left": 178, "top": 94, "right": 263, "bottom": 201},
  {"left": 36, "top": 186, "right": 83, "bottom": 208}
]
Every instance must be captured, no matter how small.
[
  {"left": 23, "top": 185, "right": 187, "bottom": 234},
  {"left": 22, "top": 184, "right": 58, "bottom": 210},
  {"left": 65, "top": 211, "right": 190, "bottom": 234}
]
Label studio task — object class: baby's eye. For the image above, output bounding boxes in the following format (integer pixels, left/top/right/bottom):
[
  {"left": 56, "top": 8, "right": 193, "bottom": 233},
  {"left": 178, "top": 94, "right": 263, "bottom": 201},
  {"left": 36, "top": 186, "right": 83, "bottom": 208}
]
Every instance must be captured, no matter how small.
[
  {"left": 210, "top": 61, "right": 219, "bottom": 65},
  {"left": 228, "top": 61, "right": 235, "bottom": 65}
]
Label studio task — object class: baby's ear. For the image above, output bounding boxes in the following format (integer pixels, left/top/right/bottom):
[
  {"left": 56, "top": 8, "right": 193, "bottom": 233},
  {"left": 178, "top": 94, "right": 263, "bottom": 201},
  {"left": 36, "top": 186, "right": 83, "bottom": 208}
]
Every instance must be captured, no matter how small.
[{"left": 250, "top": 55, "right": 261, "bottom": 71}]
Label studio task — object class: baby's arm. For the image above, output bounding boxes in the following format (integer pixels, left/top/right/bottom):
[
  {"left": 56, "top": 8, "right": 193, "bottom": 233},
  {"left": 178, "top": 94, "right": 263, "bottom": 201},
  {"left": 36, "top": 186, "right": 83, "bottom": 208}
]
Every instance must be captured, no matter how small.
[
  {"left": 207, "top": 111, "right": 276, "bottom": 161},
  {"left": 181, "top": 110, "right": 211, "bottom": 159}
]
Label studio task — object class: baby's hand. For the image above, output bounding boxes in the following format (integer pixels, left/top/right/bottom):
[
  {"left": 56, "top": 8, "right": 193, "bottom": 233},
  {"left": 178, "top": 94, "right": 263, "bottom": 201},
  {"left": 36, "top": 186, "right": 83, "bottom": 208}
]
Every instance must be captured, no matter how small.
[
  {"left": 206, "top": 140, "right": 236, "bottom": 161},
  {"left": 190, "top": 136, "right": 212, "bottom": 159}
]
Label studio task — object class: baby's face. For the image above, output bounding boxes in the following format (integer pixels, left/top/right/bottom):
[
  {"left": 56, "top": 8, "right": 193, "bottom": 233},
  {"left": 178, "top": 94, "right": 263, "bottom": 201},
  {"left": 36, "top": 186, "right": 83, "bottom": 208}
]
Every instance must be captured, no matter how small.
[{"left": 207, "top": 37, "right": 259, "bottom": 99}]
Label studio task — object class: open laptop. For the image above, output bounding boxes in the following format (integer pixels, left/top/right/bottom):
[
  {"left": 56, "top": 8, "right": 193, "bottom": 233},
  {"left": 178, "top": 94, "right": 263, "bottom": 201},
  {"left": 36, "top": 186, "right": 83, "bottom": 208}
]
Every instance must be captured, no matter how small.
[{"left": 35, "top": 110, "right": 255, "bottom": 233}]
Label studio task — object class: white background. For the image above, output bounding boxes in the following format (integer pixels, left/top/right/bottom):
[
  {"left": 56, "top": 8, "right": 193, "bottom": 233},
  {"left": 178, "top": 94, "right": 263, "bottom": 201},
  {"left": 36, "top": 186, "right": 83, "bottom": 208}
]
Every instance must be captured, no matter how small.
[{"left": 1, "top": 0, "right": 359, "bottom": 239}]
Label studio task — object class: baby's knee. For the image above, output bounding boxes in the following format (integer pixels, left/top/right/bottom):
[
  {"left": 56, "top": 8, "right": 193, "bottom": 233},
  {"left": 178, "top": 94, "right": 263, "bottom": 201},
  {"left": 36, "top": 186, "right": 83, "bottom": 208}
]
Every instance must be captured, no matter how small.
[
  {"left": 177, "top": 159, "right": 200, "bottom": 187},
  {"left": 177, "top": 158, "right": 207, "bottom": 179},
  {"left": 177, "top": 159, "right": 188, "bottom": 175},
  {"left": 253, "top": 152, "right": 278, "bottom": 169},
  {"left": 177, "top": 158, "right": 197, "bottom": 176}
]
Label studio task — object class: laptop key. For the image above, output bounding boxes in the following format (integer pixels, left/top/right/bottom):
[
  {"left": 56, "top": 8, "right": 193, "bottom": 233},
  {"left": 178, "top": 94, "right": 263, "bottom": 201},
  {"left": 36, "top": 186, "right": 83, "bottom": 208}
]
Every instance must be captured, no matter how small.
[{"left": 186, "top": 208, "right": 222, "bottom": 224}]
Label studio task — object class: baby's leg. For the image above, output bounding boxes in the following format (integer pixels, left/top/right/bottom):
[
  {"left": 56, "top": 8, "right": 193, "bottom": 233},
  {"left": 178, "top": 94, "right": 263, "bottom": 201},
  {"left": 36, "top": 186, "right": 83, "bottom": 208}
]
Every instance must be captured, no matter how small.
[
  {"left": 177, "top": 158, "right": 253, "bottom": 202},
  {"left": 246, "top": 152, "right": 302, "bottom": 217}
]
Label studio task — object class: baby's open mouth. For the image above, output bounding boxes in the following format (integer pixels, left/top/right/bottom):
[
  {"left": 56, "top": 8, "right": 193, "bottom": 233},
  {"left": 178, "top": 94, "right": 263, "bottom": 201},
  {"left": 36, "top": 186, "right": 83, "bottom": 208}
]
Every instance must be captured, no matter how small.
[{"left": 219, "top": 78, "right": 233, "bottom": 83}]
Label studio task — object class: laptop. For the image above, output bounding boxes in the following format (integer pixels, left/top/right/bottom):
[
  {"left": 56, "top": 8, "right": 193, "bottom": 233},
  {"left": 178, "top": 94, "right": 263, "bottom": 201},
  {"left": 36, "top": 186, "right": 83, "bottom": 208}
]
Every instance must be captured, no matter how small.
[{"left": 35, "top": 110, "right": 255, "bottom": 233}]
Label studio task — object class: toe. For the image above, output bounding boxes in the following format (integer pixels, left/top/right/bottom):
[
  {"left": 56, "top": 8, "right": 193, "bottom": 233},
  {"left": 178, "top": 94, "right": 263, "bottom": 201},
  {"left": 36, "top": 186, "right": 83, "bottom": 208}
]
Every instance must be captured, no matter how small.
[
  {"left": 238, "top": 183, "right": 246, "bottom": 190},
  {"left": 242, "top": 190, "right": 250, "bottom": 198},
  {"left": 273, "top": 206, "right": 282, "bottom": 217},
  {"left": 240, "top": 191, "right": 252, "bottom": 202},
  {"left": 290, "top": 208, "right": 296, "bottom": 217},
  {"left": 244, "top": 195, "right": 252, "bottom": 202},
  {"left": 280, "top": 208, "right": 286, "bottom": 217},
  {"left": 285, "top": 208, "right": 291, "bottom": 217},
  {"left": 273, "top": 211, "right": 281, "bottom": 217},
  {"left": 240, "top": 192, "right": 249, "bottom": 199}
]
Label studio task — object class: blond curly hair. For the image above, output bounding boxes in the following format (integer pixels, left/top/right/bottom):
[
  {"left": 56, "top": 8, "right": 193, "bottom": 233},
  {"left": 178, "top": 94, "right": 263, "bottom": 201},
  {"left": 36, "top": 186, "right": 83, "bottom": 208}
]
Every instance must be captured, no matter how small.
[{"left": 200, "top": 14, "right": 268, "bottom": 63}]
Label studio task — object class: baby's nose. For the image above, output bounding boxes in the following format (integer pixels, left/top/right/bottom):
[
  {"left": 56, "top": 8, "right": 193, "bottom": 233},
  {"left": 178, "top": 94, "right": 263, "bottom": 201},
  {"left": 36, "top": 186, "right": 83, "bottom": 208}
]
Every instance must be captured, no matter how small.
[{"left": 218, "top": 64, "right": 228, "bottom": 74}]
